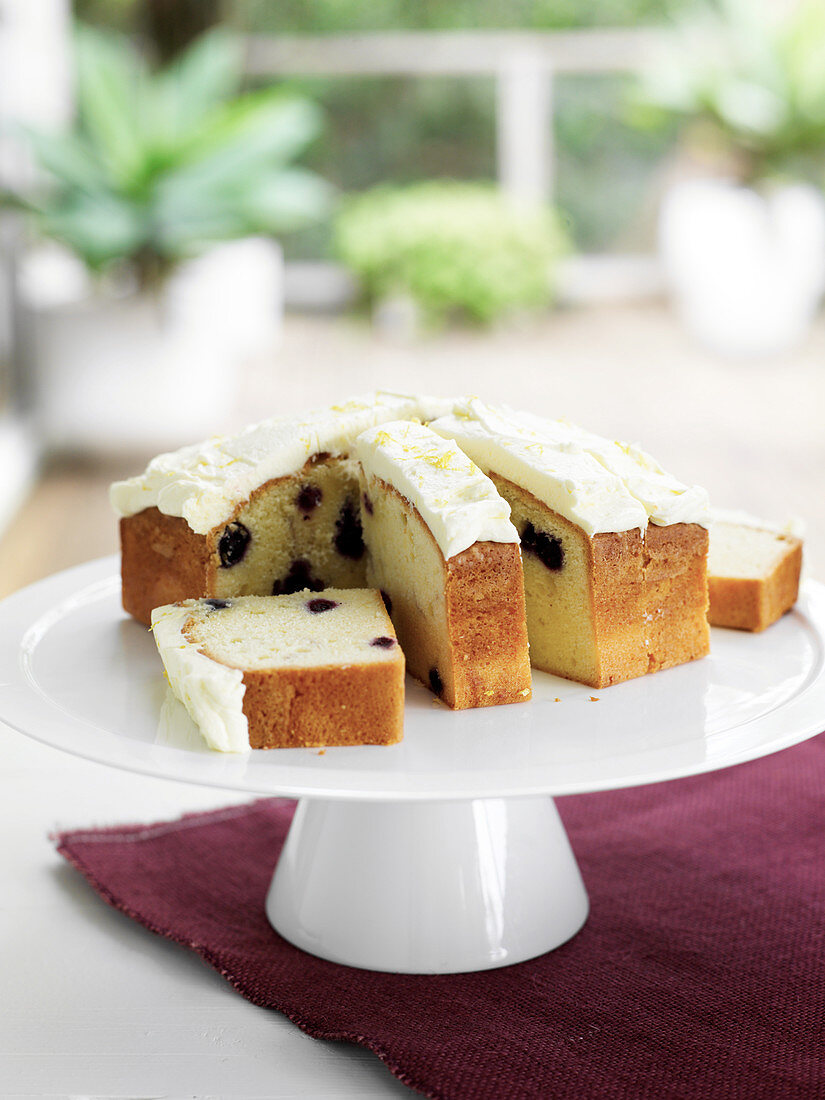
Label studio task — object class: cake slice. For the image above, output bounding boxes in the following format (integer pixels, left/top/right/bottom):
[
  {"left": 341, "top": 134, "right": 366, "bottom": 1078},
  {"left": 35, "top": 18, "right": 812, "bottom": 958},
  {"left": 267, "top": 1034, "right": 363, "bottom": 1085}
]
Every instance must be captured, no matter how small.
[
  {"left": 707, "top": 512, "right": 803, "bottom": 631},
  {"left": 151, "top": 590, "right": 405, "bottom": 750},
  {"left": 112, "top": 392, "right": 454, "bottom": 625},
  {"left": 430, "top": 401, "right": 710, "bottom": 687},
  {"left": 355, "top": 420, "right": 531, "bottom": 709},
  {"left": 504, "top": 404, "right": 710, "bottom": 673}
]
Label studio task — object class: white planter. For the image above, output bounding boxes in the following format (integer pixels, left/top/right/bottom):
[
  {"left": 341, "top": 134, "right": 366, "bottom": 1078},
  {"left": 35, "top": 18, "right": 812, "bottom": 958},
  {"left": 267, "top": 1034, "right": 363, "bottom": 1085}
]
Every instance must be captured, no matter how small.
[
  {"left": 21, "top": 238, "right": 284, "bottom": 454},
  {"left": 371, "top": 292, "right": 422, "bottom": 341},
  {"left": 659, "top": 180, "right": 825, "bottom": 358}
]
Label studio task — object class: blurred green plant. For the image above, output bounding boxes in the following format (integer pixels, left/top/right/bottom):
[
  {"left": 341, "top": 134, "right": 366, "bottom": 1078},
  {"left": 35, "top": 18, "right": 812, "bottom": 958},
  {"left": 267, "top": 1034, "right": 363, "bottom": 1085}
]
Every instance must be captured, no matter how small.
[
  {"left": 636, "top": 0, "right": 825, "bottom": 182},
  {"left": 74, "top": 1, "right": 690, "bottom": 254},
  {"left": 4, "top": 25, "right": 333, "bottom": 289},
  {"left": 78, "top": 0, "right": 688, "bottom": 36},
  {"left": 335, "top": 182, "right": 567, "bottom": 326}
]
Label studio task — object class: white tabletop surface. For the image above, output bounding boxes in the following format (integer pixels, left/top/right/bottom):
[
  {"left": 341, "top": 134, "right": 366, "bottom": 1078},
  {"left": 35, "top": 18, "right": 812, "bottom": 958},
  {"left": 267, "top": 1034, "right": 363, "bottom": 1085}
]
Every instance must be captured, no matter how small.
[{"left": 1, "top": 726, "right": 410, "bottom": 1098}]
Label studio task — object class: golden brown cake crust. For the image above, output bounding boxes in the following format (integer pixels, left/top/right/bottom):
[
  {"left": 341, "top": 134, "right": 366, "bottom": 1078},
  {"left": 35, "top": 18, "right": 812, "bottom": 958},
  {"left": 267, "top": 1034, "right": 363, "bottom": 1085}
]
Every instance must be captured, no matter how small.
[
  {"left": 444, "top": 540, "right": 532, "bottom": 708},
  {"left": 122, "top": 450, "right": 709, "bottom": 697},
  {"left": 490, "top": 476, "right": 709, "bottom": 688},
  {"left": 708, "top": 538, "right": 802, "bottom": 632},
  {"left": 361, "top": 477, "right": 531, "bottom": 709},
  {"left": 241, "top": 660, "right": 404, "bottom": 748},
  {"left": 120, "top": 508, "right": 214, "bottom": 626},
  {"left": 589, "top": 529, "right": 648, "bottom": 687},
  {"left": 643, "top": 522, "right": 710, "bottom": 673},
  {"left": 119, "top": 455, "right": 365, "bottom": 625},
  {"left": 492, "top": 474, "right": 648, "bottom": 688}
]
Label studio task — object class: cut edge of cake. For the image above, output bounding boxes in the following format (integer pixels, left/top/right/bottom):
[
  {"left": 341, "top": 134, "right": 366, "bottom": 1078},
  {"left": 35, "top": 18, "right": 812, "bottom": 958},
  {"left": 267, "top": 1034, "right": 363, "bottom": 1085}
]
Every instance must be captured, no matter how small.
[
  {"left": 152, "top": 590, "right": 405, "bottom": 751},
  {"left": 122, "top": 392, "right": 716, "bottom": 697},
  {"left": 707, "top": 511, "right": 803, "bottom": 632},
  {"left": 429, "top": 402, "right": 710, "bottom": 688},
  {"left": 115, "top": 394, "right": 458, "bottom": 625},
  {"left": 355, "top": 421, "right": 532, "bottom": 708}
]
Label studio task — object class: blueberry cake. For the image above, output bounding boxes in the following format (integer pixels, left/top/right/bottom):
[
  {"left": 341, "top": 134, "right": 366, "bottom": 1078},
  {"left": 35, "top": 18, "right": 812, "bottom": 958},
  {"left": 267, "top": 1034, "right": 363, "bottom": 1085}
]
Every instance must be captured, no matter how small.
[
  {"left": 429, "top": 400, "right": 710, "bottom": 688},
  {"left": 151, "top": 590, "right": 404, "bottom": 751},
  {"left": 707, "top": 511, "right": 803, "bottom": 632},
  {"left": 114, "top": 391, "right": 711, "bottom": 699},
  {"left": 355, "top": 420, "right": 531, "bottom": 709}
]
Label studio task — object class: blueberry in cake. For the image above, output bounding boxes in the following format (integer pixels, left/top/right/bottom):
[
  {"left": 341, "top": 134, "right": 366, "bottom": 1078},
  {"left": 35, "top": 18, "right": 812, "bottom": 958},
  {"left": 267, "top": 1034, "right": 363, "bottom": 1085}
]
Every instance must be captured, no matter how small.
[
  {"left": 429, "top": 400, "right": 710, "bottom": 688},
  {"left": 112, "top": 393, "right": 452, "bottom": 626},
  {"left": 115, "top": 391, "right": 713, "bottom": 712}
]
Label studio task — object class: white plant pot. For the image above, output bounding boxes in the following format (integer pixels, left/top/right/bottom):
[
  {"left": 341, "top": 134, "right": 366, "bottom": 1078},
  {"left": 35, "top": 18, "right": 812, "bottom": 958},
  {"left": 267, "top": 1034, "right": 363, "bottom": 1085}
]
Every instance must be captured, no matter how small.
[
  {"left": 371, "top": 292, "right": 422, "bottom": 342},
  {"left": 659, "top": 180, "right": 825, "bottom": 358},
  {"left": 22, "top": 238, "right": 284, "bottom": 454}
]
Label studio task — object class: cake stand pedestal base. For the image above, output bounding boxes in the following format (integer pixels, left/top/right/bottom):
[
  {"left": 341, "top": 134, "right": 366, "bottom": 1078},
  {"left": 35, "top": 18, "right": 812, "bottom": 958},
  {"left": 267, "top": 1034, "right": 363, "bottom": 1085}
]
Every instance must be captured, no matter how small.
[{"left": 265, "top": 796, "right": 589, "bottom": 974}]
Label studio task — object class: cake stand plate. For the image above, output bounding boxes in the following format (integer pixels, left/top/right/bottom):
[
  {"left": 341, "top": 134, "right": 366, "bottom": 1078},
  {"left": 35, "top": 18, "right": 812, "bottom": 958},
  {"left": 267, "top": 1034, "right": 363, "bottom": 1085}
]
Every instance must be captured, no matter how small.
[{"left": 1, "top": 557, "right": 824, "bottom": 972}]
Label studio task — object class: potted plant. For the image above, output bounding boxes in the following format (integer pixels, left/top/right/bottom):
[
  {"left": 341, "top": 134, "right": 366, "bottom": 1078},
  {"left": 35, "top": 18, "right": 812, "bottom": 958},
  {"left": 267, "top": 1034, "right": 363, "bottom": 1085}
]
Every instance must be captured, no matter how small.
[
  {"left": 334, "top": 182, "right": 567, "bottom": 336},
  {"left": 5, "top": 25, "right": 332, "bottom": 452},
  {"left": 638, "top": 0, "right": 825, "bottom": 356}
]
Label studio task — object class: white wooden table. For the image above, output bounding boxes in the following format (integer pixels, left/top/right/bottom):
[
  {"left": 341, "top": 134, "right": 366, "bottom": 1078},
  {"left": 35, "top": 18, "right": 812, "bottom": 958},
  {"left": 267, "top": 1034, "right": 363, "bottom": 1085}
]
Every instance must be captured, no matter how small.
[{"left": 1, "top": 727, "right": 409, "bottom": 1097}]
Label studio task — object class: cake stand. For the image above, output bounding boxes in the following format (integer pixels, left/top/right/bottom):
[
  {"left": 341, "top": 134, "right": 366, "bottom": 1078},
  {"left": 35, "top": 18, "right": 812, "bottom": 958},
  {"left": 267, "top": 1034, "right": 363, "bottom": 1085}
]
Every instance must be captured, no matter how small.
[{"left": 1, "top": 557, "right": 823, "bottom": 974}]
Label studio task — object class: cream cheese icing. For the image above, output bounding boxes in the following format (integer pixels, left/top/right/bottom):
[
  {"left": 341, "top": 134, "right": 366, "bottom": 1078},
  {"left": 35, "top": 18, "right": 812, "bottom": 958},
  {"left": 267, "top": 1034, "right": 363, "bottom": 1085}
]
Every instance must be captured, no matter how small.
[
  {"left": 112, "top": 389, "right": 707, "bottom": 545},
  {"left": 708, "top": 507, "right": 805, "bottom": 539},
  {"left": 151, "top": 602, "right": 249, "bottom": 753},
  {"left": 355, "top": 420, "right": 519, "bottom": 559},
  {"left": 454, "top": 399, "right": 709, "bottom": 528},
  {"left": 428, "top": 412, "right": 649, "bottom": 537},
  {"left": 111, "top": 392, "right": 456, "bottom": 535}
]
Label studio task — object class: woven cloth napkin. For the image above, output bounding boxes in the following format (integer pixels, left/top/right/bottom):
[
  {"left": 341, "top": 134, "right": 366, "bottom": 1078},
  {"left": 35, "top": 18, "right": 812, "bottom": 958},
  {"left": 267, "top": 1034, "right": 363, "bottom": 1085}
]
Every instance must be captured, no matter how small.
[{"left": 56, "top": 734, "right": 825, "bottom": 1100}]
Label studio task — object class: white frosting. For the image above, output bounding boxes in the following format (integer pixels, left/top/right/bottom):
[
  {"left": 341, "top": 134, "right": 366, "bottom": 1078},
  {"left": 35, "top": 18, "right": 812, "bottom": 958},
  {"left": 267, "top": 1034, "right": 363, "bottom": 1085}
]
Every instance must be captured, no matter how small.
[
  {"left": 111, "top": 392, "right": 456, "bottom": 535},
  {"left": 709, "top": 507, "right": 805, "bottom": 540},
  {"left": 453, "top": 399, "right": 709, "bottom": 528},
  {"left": 151, "top": 603, "right": 249, "bottom": 753},
  {"left": 355, "top": 420, "right": 519, "bottom": 559},
  {"left": 112, "top": 389, "right": 708, "bottom": 543},
  {"left": 429, "top": 412, "right": 648, "bottom": 537}
]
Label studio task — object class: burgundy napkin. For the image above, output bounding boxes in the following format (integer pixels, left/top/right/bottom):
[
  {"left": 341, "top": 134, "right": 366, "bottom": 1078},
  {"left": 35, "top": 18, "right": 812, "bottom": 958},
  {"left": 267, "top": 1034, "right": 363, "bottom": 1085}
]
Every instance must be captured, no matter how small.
[{"left": 56, "top": 735, "right": 825, "bottom": 1100}]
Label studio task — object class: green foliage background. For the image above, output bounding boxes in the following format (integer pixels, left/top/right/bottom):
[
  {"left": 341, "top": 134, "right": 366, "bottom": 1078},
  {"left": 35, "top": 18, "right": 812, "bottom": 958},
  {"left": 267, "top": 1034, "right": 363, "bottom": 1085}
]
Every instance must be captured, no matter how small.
[
  {"left": 7, "top": 26, "right": 332, "bottom": 284},
  {"left": 335, "top": 181, "right": 568, "bottom": 324},
  {"left": 76, "top": 0, "right": 685, "bottom": 255}
]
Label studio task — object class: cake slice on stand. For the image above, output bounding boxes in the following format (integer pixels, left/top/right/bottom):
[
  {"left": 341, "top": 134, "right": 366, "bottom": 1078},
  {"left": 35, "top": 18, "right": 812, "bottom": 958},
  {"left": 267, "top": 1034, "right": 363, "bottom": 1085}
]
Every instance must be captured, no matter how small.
[
  {"left": 430, "top": 400, "right": 710, "bottom": 687},
  {"left": 152, "top": 590, "right": 405, "bottom": 750},
  {"left": 707, "top": 510, "right": 803, "bottom": 631},
  {"left": 355, "top": 420, "right": 531, "bottom": 709}
]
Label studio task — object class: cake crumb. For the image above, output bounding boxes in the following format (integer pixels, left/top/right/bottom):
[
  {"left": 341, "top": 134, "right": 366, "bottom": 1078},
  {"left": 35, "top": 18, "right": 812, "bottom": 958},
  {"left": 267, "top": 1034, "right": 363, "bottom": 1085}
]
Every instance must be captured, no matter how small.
[
  {"left": 589, "top": 696, "right": 600, "bottom": 702},
  {"left": 316, "top": 749, "right": 326, "bottom": 756},
  {"left": 554, "top": 697, "right": 561, "bottom": 702}
]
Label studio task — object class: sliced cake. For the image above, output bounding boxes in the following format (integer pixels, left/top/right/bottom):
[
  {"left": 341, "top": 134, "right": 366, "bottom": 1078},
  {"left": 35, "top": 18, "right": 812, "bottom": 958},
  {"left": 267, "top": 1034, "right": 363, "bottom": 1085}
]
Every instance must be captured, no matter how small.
[
  {"left": 430, "top": 400, "right": 710, "bottom": 687},
  {"left": 151, "top": 590, "right": 405, "bottom": 751},
  {"left": 355, "top": 420, "right": 531, "bottom": 709},
  {"left": 707, "top": 511, "right": 803, "bottom": 631},
  {"left": 117, "top": 391, "right": 714, "bottom": 705},
  {"left": 113, "top": 393, "right": 453, "bottom": 625}
]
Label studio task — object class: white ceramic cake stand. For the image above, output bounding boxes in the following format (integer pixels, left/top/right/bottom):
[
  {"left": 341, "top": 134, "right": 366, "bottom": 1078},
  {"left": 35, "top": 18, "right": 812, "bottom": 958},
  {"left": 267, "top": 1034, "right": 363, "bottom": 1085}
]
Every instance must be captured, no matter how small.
[{"left": 1, "top": 557, "right": 824, "bottom": 974}]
